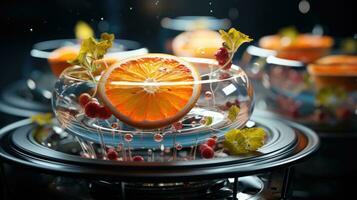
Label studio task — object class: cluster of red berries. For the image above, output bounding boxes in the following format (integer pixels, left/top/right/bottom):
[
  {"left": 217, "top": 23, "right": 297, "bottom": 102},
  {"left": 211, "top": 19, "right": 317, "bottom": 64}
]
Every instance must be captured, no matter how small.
[
  {"left": 199, "top": 137, "right": 217, "bottom": 159},
  {"left": 215, "top": 47, "right": 232, "bottom": 70},
  {"left": 79, "top": 93, "right": 112, "bottom": 119}
]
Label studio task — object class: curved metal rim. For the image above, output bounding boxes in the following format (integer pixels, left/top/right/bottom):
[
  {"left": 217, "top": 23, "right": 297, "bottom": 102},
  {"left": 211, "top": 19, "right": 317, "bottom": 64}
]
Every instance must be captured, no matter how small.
[
  {"left": 11, "top": 118, "right": 296, "bottom": 168},
  {"left": 0, "top": 116, "right": 319, "bottom": 181},
  {"left": 31, "top": 38, "right": 142, "bottom": 57},
  {"left": 0, "top": 80, "right": 51, "bottom": 116}
]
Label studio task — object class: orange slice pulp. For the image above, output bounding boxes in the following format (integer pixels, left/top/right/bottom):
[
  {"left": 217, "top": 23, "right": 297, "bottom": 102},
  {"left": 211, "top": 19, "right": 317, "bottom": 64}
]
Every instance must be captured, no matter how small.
[{"left": 98, "top": 54, "right": 201, "bottom": 129}]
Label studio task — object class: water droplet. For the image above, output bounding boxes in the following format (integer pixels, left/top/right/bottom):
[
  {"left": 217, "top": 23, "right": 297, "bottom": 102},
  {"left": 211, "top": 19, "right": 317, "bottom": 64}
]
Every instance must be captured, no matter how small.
[
  {"left": 154, "top": 133, "right": 163, "bottom": 142},
  {"left": 124, "top": 133, "right": 133, "bottom": 142},
  {"left": 100, "top": 17, "right": 104, "bottom": 20},
  {"left": 204, "top": 91, "right": 213, "bottom": 100},
  {"left": 209, "top": 2, "right": 212, "bottom": 5},
  {"left": 210, "top": 9, "right": 213, "bottom": 13},
  {"left": 175, "top": 143, "right": 183, "bottom": 150},
  {"left": 111, "top": 122, "right": 119, "bottom": 129},
  {"left": 129, "top": 7, "right": 133, "bottom": 10},
  {"left": 148, "top": 149, "right": 153, "bottom": 155},
  {"left": 29, "top": 28, "right": 33, "bottom": 32},
  {"left": 155, "top": 0, "right": 160, "bottom": 5}
]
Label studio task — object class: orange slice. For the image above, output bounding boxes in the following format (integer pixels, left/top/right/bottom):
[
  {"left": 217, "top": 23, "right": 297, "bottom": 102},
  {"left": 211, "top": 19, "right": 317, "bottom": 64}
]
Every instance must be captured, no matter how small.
[
  {"left": 98, "top": 53, "right": 201, "bottom": 129},
  {"left": 48, "top": 46, "right": 79, "bottom": 76},
  {"left": 172, "top": 30, "right": 223, "bottom": 59}
]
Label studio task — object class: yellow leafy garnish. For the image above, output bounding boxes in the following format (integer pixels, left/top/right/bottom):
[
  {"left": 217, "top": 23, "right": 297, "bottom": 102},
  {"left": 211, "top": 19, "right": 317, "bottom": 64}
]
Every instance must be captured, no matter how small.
[
  {"left": 69, "top": 33, "right": 115, "bottom": 73},
  {"left": 219, "top": 28, "right": 253, "bottom": 52},
  {"left": 340, "top": 38, "right": 357, "bottom": 53},
  {"left": 204, "top": 116, "right": 213, "bottom": 126},
  {"left": 223, "top": 128, "right": 266, "bottom": 154},
  {"left": 228, "top": 105, "right": 240, "bottom": 122},
  {"left": 31, "top": 113, "right": 53, "bottom": 126},
  {"left": 316, "top": 86, "right": 347, "bottom": 107},
  {"left": 75, "top": 21, "right": 94, "bottom": 40},
  {"left": 279, "top": 26, "right": 298, "bottom": 41}
]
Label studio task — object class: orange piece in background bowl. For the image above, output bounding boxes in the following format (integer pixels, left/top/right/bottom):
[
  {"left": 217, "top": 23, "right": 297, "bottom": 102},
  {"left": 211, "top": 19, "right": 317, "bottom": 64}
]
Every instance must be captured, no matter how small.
[
  {"left": 172, "top": 29, "right": 223, "bottom": 59},
  {"left": 48, "top": 46, "right": 79, "bottom": 76},
  {"left": 259, "top": 34, "right": 334, "bottom": 63},
  {"left": 307, "top": 55, "right": 357, "bottom": 91}
]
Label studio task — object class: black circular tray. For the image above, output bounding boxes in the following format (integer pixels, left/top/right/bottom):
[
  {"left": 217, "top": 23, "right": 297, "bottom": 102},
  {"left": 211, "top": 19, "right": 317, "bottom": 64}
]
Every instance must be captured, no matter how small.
[{"left": 0, "top": 115, "right": 319, "bottom": 182}]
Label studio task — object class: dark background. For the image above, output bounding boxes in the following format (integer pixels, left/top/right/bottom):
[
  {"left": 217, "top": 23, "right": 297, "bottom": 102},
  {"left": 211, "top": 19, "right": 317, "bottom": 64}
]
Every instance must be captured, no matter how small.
[{"left": 0, "top": 0, "right": 356, "bottom": 89}]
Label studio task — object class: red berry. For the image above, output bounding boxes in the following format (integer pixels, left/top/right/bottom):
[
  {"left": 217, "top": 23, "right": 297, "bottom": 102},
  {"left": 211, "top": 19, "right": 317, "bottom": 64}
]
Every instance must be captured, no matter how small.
[
  {"left": 222, "top": 61, "right": 232, "bottom": 70},
  {"left": 132, "top": 155, "right": 144, "bottom": 162},
  {"left": 84, "top": 101, "right": 101, "bottom": 118},
  {"left": 206, "top": 138, "right": 216, "bottom": 148},
  {"left": 199, "top": 144, "right": 210, "bottom": 152},
  {"left": 79, "top": 93, "right": 92, "bottom": 107},
  {"left": 201, "top": 146, "right": 214, "bottom": 159},
  {"left": 215, "top": 47, "right": 229, "bottom": 65},
  {"left": 107, "top": 148, "right": 118, "bottom": 160},
  {"left": 97, "top": 106, "right": 112, "bottom": 120}
]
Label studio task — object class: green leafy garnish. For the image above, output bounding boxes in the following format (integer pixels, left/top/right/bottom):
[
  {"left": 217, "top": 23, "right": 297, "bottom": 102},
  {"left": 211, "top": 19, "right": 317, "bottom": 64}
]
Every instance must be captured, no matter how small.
[
  {"left": 228, "top": 105, "right": 240, "bottom": 122},
  {"left": 316, "top": 87, "right": 347, "bottom": 107},
  {"left": 223, "top": 128, "right": 266, "bottom": 154},
  {"left": 219, "top": 28, "right": 253, "bottom": 53},
  {"left": 69, "top": 33, "right": 115, "bottom": 73},
  {"left": 279, "top": 26, "right": 298, "bottom": 41},
  {"left": 204, "top": 116, "right": 213, "bottom": 126},
  {"left": 31, "top": 113, "right": 53, "bottom": 126}
]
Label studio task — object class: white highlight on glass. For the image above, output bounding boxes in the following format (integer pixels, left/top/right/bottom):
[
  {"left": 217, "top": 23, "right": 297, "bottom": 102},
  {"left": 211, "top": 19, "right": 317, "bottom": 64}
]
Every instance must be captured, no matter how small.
[{"left": 222, "top": 83, "right": 237, "bottom": 96}]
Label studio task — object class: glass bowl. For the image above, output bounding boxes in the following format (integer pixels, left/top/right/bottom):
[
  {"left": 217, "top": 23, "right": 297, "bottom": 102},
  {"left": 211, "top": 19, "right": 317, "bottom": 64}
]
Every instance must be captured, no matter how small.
[
  {"left": 240, "top": 34, "right": 333, "bottom": 82},
  {"left": 263, "top": 55, "right": 357, "bottom": 132},
  {"left": 52, "top": 57, "right": 254, "bottom": 152}
]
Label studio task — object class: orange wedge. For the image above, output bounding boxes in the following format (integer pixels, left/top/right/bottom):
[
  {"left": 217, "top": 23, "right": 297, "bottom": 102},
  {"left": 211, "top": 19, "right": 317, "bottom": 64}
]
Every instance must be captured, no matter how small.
[
  {"left": 48, "top": 46, "right": 79, "bottom": 76},
  {"left": 98, "top": 54, "right": 201, "bottom": 129},
  {"left": 172, "top": 30, "right": 223, "bottom": 59}
]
